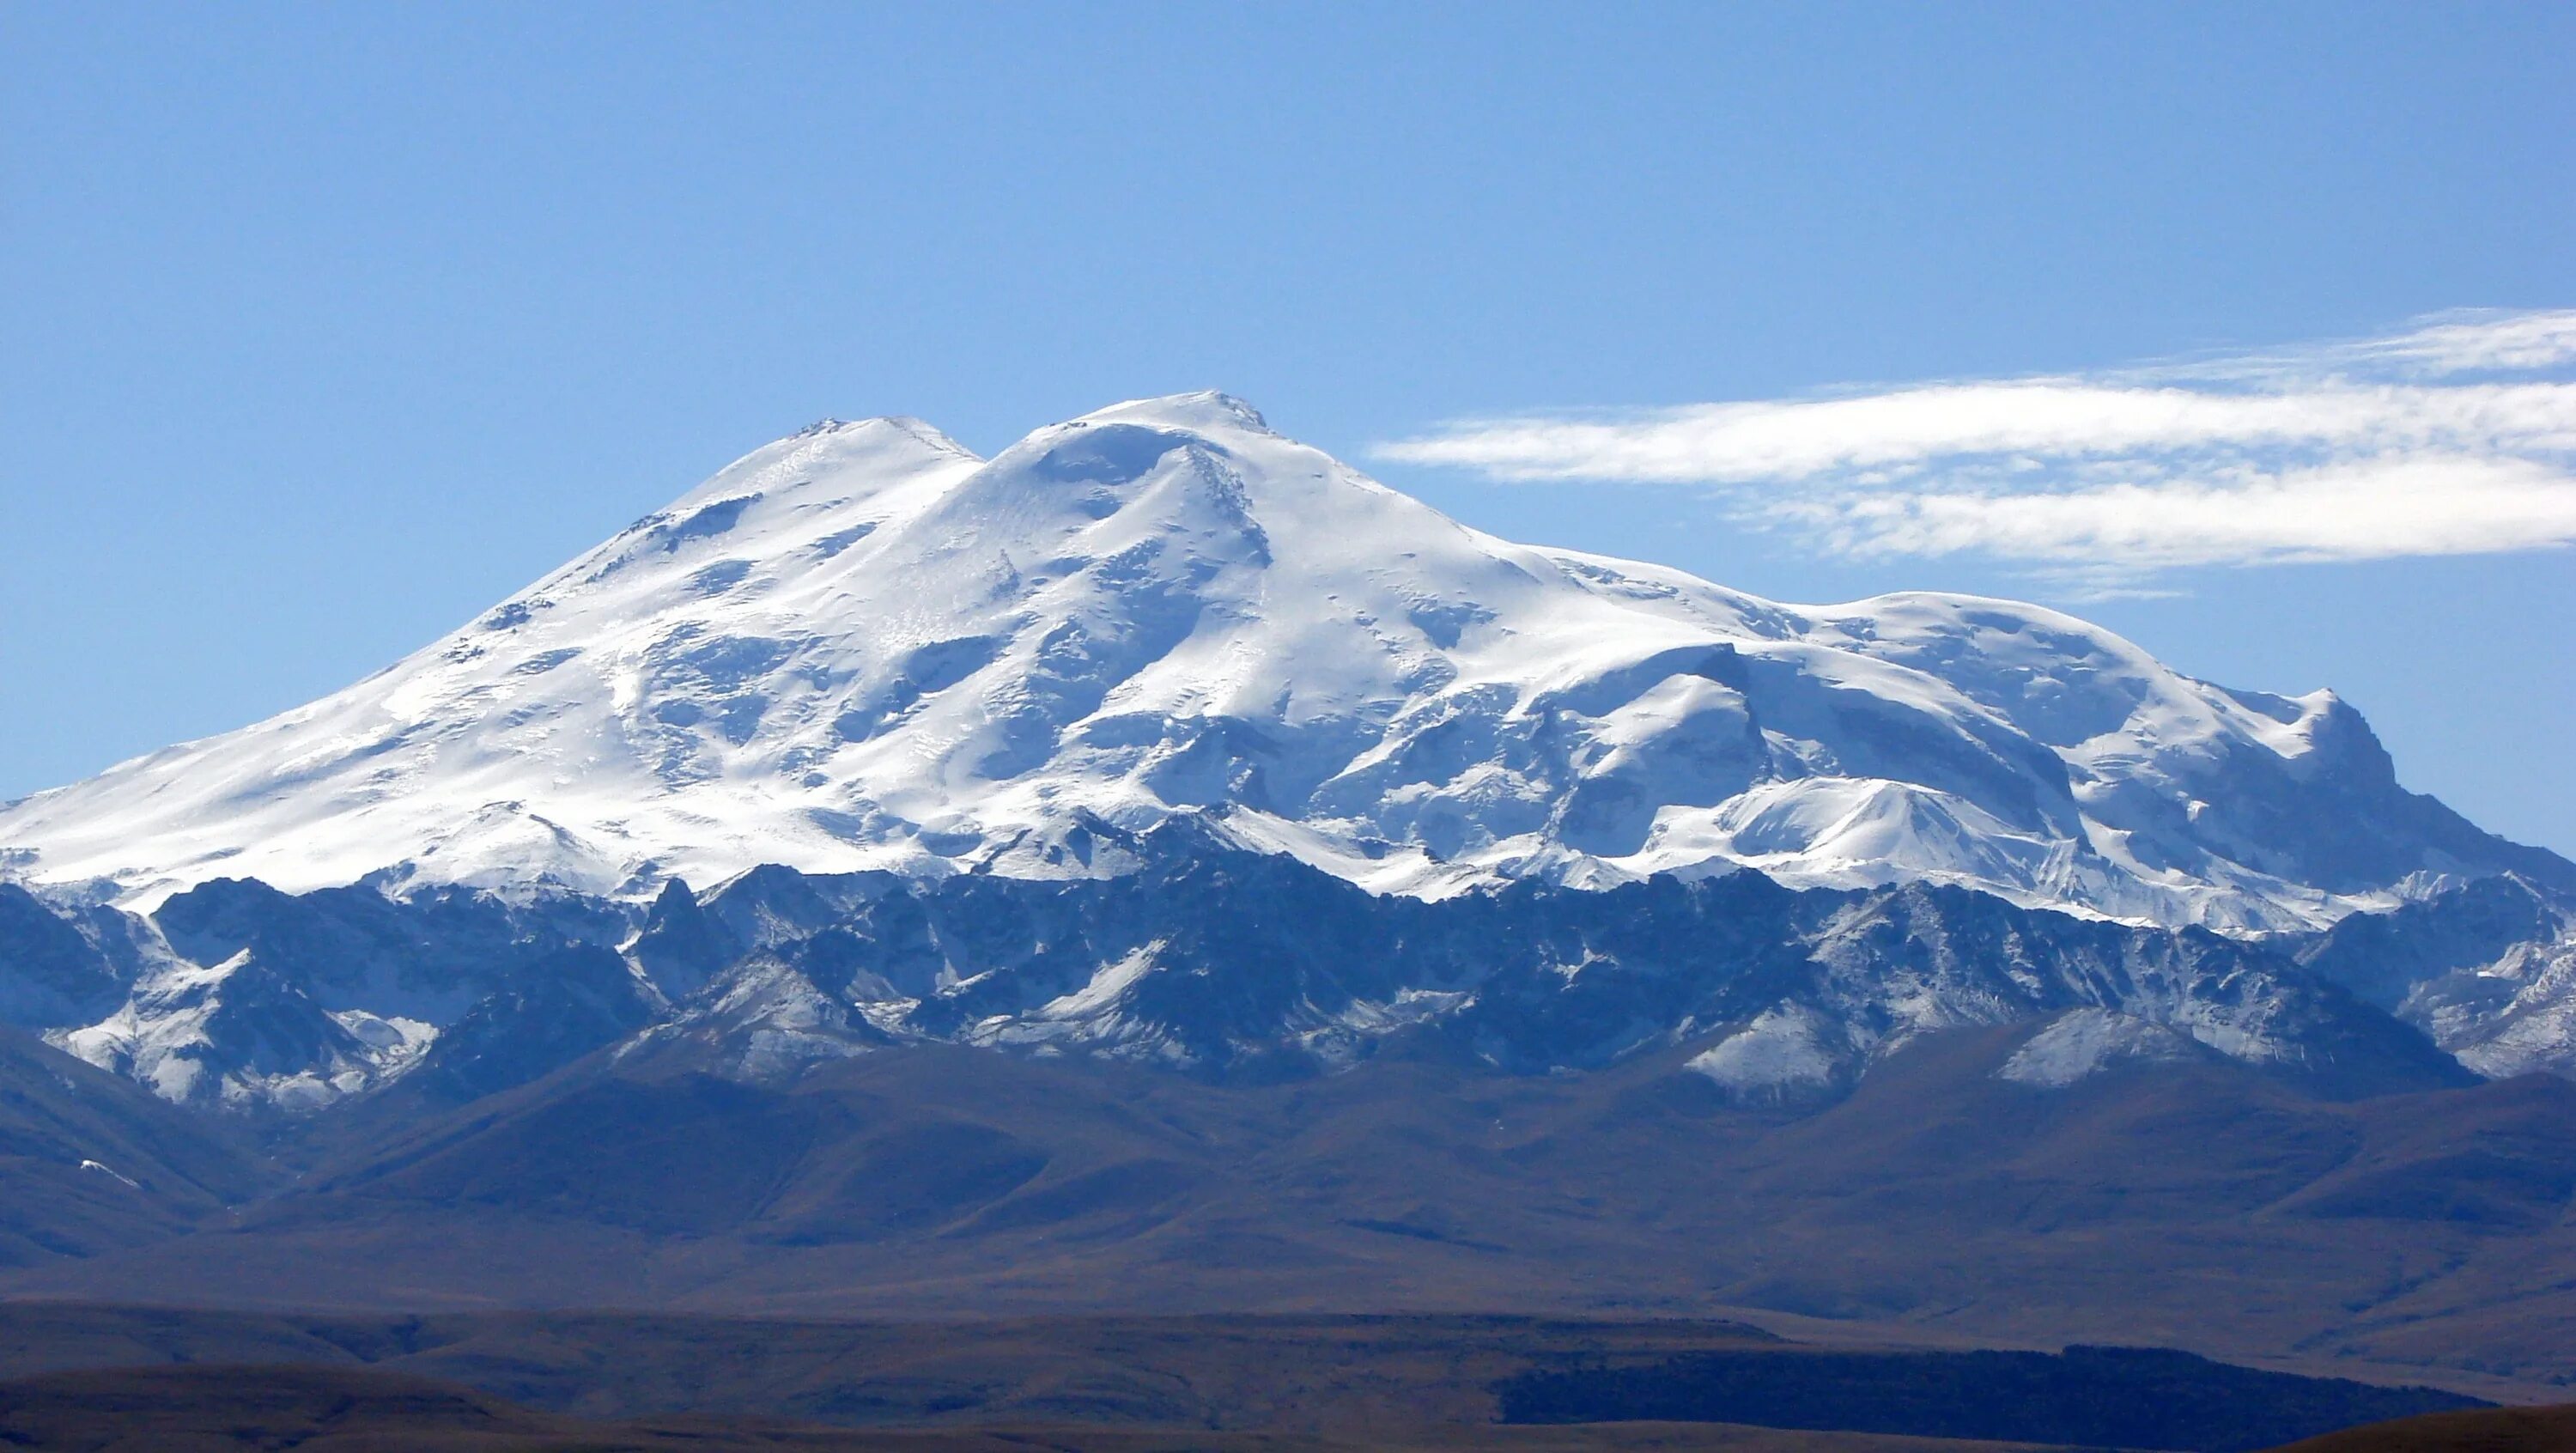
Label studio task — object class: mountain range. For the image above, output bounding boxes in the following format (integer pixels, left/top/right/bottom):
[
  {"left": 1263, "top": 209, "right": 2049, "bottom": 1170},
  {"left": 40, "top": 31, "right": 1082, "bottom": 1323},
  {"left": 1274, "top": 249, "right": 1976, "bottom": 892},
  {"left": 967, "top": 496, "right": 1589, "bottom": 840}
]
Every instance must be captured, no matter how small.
[{"left": 2, "top": 394, "right": 2573, "bottom": 1399}]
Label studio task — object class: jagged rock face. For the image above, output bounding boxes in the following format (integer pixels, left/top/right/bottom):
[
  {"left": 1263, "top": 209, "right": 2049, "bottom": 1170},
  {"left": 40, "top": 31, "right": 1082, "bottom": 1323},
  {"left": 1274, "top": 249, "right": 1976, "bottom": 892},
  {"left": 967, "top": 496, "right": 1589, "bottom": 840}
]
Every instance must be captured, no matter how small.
[
  {"left": 0, "top": 878, "right": 627, "bottom": 1112},
  {"left": 1, "top": 394, "right": 2561, "bottom": 933},
  {"left": 392, "top": 944, "right": 661, "bottom": 1108},
  {"left": 2300, "top": 875, "right": 2576, "bottom": 1079},
  {"left": 0, "top": 884, "right": 126, "bottom": 1030},
  {"left": 50, "top": 951, "right": 401, "bottom": 1111},
  {"left": 0, "top": 833, "right": 2482, "bottom": 1113}
]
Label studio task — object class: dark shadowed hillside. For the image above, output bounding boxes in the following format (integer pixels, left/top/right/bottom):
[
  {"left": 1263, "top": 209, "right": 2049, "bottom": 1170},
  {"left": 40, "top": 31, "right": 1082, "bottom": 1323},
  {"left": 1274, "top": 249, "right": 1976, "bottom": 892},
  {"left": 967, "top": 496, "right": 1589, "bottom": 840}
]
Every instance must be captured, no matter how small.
[
  {"left": 3, "top": 1027, "right": 2573, "bottom": 1398},
  {"left": 0, "top": 1316, "right": 2489, "bottom": 1452},
  {"left": 0, "top": 1026, "right": 265, "bottom": 1265},
  {"left": 2262, "top": 1401, "right": 2576, "bottom": 1453}
]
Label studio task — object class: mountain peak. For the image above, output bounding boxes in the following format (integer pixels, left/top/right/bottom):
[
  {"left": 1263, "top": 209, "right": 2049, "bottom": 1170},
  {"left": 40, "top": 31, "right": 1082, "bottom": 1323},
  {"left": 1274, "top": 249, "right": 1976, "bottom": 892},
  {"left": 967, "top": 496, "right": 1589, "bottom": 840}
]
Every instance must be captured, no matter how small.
[{"left": 1072, "top": 390, "right": 1273, "bottom": 436}]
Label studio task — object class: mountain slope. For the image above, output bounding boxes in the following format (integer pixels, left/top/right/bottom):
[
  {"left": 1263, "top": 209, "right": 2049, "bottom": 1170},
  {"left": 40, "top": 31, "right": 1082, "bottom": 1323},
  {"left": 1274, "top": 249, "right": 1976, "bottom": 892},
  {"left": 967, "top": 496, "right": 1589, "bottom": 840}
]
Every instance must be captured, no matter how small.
[
  {"left": 2, "top": 393, "right": 2561, "bottom": 930},
  {"left": 0, "top": 1024, "right": 265, "bottom": 1264},
  {"left": 10, "top": 1029, "right": 2573, "bottom": 1391}
]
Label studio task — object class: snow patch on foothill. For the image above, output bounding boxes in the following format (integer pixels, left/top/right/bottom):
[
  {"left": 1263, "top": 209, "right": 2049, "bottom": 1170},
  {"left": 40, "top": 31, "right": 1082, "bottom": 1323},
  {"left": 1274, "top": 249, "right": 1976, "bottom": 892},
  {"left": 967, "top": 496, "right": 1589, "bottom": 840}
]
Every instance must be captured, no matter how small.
[
  {"left": 1687, "top": 1003, "right": 1845, "bottom": 1098},
  {"left": 1999, "top": 1007, "right": 2196, "bottom": 1089}
]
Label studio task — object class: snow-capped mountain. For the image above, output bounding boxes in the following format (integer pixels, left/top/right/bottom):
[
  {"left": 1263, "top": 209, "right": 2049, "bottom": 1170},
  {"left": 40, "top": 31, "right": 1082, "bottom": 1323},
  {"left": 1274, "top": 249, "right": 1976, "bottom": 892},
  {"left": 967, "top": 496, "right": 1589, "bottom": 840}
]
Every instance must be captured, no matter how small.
[
  {"left": 2, "top": 392, "right": 2563, "bottom": 933},
  {"left": 9, "top": 400, "right": 2576, "bottom": 1396}
]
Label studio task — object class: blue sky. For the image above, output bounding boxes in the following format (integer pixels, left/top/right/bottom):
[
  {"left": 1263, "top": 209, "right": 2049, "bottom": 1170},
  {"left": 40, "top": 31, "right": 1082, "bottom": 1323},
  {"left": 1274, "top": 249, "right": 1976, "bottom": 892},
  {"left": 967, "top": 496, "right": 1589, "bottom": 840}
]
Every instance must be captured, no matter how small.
[{"left": 4, "top": 2, "right": 2573, "bottom": 851}]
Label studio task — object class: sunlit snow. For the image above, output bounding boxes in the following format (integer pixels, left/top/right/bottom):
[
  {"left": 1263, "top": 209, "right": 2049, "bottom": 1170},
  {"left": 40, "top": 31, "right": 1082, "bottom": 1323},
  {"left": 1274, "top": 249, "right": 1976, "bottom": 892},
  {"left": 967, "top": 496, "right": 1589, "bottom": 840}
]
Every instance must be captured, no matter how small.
[{"left": 0, "top": 393, "right": 2497, "bottom": 933}]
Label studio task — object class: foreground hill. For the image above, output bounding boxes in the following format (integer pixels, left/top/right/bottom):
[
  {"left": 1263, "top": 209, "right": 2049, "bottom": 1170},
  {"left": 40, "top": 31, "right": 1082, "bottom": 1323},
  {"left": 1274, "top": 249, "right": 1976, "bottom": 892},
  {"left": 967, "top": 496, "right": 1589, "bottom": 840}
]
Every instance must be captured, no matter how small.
[
  {"left": 0, "top": 1316, "right": 2484, "bottom": 1451},
  {"left": 2266, "top": 1401, "right": 2576, "bottom": 1453},
  {"left": 0, "top": 1024, "right": 261, "bottom": 1263},
  {"left": 4, "top": 1018, "right": 2573, "bottom": 1392}
]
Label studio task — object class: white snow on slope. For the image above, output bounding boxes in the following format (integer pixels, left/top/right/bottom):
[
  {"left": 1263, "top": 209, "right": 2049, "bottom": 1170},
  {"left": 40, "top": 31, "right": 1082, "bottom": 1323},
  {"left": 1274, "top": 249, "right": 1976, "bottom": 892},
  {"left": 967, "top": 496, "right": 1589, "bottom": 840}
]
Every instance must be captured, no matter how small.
[
  {"left": 1998, "top": 1008, "right": 2198, "bottom": 1089},
  {"left": 1686, "top": 1003, "right": 1847, "bottom": 1099},
  {"left": 47, "top": 951, "right": 429, "bottom": 1110},
  {"left": 0, "top": 392, "right": 2506, "bottom": 930},
  {"left": 2412, "top": 930, "right": 2576, "bottom": 1079}
]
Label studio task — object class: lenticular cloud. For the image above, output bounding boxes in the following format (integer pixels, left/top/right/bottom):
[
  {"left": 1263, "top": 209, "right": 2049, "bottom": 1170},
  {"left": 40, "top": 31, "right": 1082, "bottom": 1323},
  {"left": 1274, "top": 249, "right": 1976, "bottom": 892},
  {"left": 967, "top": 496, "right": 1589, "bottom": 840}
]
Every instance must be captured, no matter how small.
[{"left": 1375, "top": 309, "right": 2576, "bottom": 579}]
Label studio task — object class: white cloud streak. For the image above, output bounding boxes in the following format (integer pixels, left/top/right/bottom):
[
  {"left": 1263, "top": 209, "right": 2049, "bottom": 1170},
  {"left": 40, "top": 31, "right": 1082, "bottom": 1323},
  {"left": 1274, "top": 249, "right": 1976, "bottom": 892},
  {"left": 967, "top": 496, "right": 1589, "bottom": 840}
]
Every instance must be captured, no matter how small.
[
  {"left": 1376, "top": 309, "right": 2576, "bottom": 579},
  {"left": 1786, "top": 456, "right": 2576, "bottom": 570},
  {"left": 2347, "top": 308, "right": 2576, "bottom": 375}
]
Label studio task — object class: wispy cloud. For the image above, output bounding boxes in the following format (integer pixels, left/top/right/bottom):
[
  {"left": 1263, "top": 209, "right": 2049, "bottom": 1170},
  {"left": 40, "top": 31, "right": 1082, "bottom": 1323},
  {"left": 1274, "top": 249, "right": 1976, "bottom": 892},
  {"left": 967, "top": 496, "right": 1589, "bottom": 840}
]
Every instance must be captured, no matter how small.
[{"left": 1376, "top": 309, "right": 2576, "bottom": 583}]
